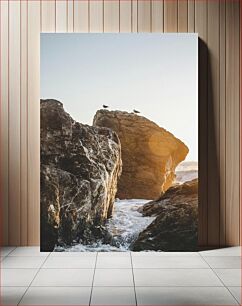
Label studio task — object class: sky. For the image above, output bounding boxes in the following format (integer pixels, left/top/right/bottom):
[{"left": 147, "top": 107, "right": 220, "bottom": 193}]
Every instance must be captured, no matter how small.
[{"left": 41, "top": 33, "right": 198, "bottom": 161}]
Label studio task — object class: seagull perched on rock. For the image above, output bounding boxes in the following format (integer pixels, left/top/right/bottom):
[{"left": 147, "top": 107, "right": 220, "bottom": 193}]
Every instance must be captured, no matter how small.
[
  {"left": 103, "top": 105, "right": 109, "bottom": 109},
  {"left": 133, "top": 109, "right": 140, "bottom": 114}
]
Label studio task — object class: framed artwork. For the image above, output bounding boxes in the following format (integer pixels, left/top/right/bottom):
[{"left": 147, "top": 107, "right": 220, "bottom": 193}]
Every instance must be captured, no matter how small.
[{"left": 40, "top": 33, "right": 198, "bottom": 252}]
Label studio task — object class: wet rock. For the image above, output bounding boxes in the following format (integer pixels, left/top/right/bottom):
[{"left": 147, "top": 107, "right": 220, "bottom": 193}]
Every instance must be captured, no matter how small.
[
  {"left": 93, "top": 110, "right": 188, "bottom": 200},
  {"left": 40, "top": 99, "right": 122, "bottom": 251},
  {"left": 131, "top": 179, "right": 198, "bottom": 251}
]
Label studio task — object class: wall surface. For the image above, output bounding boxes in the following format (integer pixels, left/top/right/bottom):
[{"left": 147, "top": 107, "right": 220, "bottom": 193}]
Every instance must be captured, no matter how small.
[{"left": 0, "top": 0, "right": 240, "bottom": 247}]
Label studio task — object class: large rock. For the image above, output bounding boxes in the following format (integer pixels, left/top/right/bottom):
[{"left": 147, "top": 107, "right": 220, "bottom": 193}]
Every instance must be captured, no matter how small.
[
  {"left": 40, "top": 99, "right": 122, "bottom": 251},
  {"left": 93, "top": 110, "right": 189, "bottom": 200},
  {"left": 131, "top": 179, "right": 198, "bottom": 251}
]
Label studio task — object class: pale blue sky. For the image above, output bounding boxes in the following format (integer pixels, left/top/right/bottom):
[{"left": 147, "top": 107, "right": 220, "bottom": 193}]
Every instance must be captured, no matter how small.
[{"left": 41, "top": 33, "right": 198, "bottom": 161}]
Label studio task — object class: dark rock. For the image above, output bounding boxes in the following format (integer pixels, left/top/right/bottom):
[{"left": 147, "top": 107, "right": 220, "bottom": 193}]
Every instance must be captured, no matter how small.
[
  {"left": 131, "top": 179, "right": 198, "bottom": 251},
  {"left": 40, "top": 99, "right": 122, "bottom": 251},
  {"left": 93, "top": 109, "right": 188, "bottom": 200}
]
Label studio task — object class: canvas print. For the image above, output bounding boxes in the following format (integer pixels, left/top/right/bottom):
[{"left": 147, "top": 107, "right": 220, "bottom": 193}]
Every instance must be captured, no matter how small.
[{"left": 40, "top": 34, "right": 198, "bottom": 252}]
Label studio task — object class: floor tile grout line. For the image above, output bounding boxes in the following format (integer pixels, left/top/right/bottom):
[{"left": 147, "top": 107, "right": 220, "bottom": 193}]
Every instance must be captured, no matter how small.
[
  {"left": 1, "top": 255, "right": 52, "bottom": 269},
  {"left": 201, "top": 255, "right": 242, "bottom": 258},
  {"left": 2, "top": 285, "right": 240, "bottom": 288},
  {"left": 0, "top": 256, "right": 7, "bottom": 263},
  {"left": 16, "top": 251, "right": 52, "bottom": 305},
  {"left": 8, "top": 254, "right": 51, "bottom": 258},
  {"left": 199, "top": 254, "right": 241, "bottom": 257},
  {"left": 10, "top": 253, "right": 212, "bottom": 257},
  {"left": 2, "top": 267, "right": 241, "bottom": 270},
  {"left": 1, "top": 267, "right": 241, "bottom": 270},
  {"left": 2, "top": 246, "right": 17, "bottom": 257},
  {"left": 226, "top": 286, "right": 241, "bottom": 305},
  {"left": 1, "top": 285, "right": 239, "bottom": 288},
  {"left": 130, "top": 251, "right": 137, "bottom": 306},
  {"left": 198, "top": 253, "right": 240, "bottom": 305},
  {"left": 2, "top": 254, "right": 50, "bottom": 258},
  {"left": 199, "top": 253, "right": 236, "bottom": 282},
  {"left": 89, "top": 252, "right": 98, "bottom": 306}
]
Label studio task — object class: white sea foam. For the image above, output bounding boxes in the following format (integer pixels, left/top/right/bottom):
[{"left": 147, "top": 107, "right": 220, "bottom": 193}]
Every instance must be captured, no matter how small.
[
  {"left": 106, "top": 199, "right": 155, "bottom": 250},
  {"left": 55, "top": 199, "right": 155, "bottom": 252}
]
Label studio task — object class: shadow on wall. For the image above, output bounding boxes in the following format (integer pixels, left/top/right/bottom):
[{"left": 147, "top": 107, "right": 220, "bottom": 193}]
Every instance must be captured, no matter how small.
[{"left": 198, "top": 38, "right": 220, "bottom": 247}]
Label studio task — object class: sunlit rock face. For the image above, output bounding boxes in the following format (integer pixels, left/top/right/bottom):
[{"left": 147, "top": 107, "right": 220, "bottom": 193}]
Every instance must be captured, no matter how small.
[
  {"left": 93, "top": 110, "right": 188, "bottom": 200},
  {"left": 40, "top": 99, "right": 122, "bottom": 251},
  {"left": 131, "top": 178, "right": 198, "bottom": 251}
]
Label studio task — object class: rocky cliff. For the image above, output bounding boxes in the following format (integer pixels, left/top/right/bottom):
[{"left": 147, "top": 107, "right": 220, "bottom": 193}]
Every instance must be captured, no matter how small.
[
  {"left": 40, "top": 99, "right": 122, "bottom": 251},
  {"left": 131, "top": 179, "right": 198, "bottom": 251},
  {"left": 93, "top": 110, "right": 189, "bottom": 200}
]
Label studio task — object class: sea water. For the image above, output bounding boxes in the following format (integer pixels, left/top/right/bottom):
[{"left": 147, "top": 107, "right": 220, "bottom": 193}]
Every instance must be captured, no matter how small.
[
  {"left": 55, "top": 161, "right": 198, "bottom": 252},
  {"left": 55, "top": 199, "right": 155, "bottom": 252}
]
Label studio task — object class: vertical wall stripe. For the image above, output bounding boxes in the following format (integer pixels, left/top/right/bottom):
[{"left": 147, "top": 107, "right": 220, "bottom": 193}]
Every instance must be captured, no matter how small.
[
  {"left": 195, "top": 0, "right": 208, "bottom": 246},
  {"left": 0, "top": 0, "right": 9, "bottom": 246},
  {"left": 90, "top": 0, "right": 103, "bottom": 32},
  {"left": 20, "top": 0, "right": 28, "bottom": 246},
  {"left": 9, "top": 0, "right": 21, "bottom": 246},
  {"left": 225, "top": 0, "right": 240, "bottom": 246},
  {"left": 164, "top": 0, "right": 178, "bottom": 32},
  {"left": 219, "top": 0, "right": 226, "bottom": 246},
  {"left": 131, "top": 0, "right": 137, "bottom": 32},
  {"left": 74, "top": 0, "right": 88, "bottom": 32},
  {"left": 120, "top": 0, "right": 132, "bottom": 32},
  {"left": 188, "top": 0, "right": 195, "bottom": 33},
  {"left": 56, "top": 0, "right": 67, "bottom": 33},
  {"left": 207, "top": 0, "right": 220, "bottom": 246},
  {"left": 41, "top": 0, "right": 55, "bottom": 33},
  {"left": 178, "top": 0, "right": 188, "bottom": 33},
  {"left": 67, "top": 0, "right": 74, "bottom": 32},
  {"left": 240, "top": 0, "right": 242, "bottom": 248},
  {"left": 27, "top": 0, "right": 40, "bottom": 245},
  {"left": 151, "top": 0, "right": 163, "bottom": 33},
  {"left": 137, "top": 0, "right": 151, "bottom": 32},
  {"left": 104, "top": 0, "right": 119, "bottom": 32}
]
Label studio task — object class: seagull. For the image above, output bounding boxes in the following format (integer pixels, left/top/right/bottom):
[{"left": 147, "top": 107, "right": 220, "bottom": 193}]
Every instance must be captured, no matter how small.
[
  {"left": 133, "top": 109, "right": 140, "bottom": 114},
  {"left": 103, "top": 105, "right": 109, "bottom": 109}
]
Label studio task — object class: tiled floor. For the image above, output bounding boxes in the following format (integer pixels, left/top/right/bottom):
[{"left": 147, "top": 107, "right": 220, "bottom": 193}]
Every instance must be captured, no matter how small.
[{"left": 0, "top": 246, "right": 241, "bottom": 305}]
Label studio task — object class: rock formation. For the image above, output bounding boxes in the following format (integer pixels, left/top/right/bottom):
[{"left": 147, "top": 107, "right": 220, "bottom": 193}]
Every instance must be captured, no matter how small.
[
  {"left": 93, "top": 110, "right": 189, "bottom": 200},
  {"left": 131, "top": 179, "right": 198, "bottom": 251},
  {"left": 40, "top": 99, "right": 122, "bottom": 251}
]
